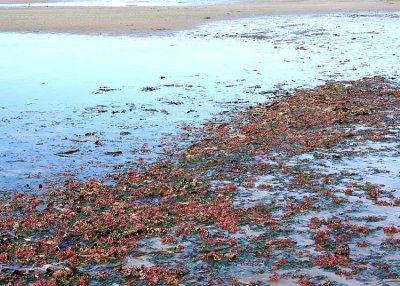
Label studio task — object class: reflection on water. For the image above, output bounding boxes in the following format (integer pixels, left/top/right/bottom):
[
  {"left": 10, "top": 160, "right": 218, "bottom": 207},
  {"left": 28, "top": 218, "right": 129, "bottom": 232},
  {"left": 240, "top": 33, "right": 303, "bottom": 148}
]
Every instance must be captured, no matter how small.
[{"left": 0, "top": 12, "right": 399, "bottom": 191}]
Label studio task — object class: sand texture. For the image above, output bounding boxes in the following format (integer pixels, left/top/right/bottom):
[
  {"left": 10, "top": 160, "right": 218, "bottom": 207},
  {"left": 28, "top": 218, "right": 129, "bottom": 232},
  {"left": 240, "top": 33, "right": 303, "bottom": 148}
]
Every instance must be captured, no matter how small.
[{"left": 0, "top": 0, "right": 400, "bottom": 35}]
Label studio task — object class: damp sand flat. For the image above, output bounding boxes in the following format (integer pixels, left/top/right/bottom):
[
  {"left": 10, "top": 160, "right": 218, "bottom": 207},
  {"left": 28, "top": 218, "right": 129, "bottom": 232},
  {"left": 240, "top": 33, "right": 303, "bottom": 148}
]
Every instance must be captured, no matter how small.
[
  {"left": 0, "top": 0, "right": 233, "bottom": 7},
  {"left": 0, "top": 0, "right": 400, "bottom": 35}
]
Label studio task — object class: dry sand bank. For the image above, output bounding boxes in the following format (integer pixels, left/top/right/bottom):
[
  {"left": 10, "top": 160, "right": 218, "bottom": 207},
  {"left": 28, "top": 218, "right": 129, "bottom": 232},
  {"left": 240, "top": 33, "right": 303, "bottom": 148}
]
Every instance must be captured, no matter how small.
[
  {"left": 0, "top": 0, "right": 44, "bottom": 3},
  {"left": 0, "top": 0, "right": 399, "bottom": 35}
]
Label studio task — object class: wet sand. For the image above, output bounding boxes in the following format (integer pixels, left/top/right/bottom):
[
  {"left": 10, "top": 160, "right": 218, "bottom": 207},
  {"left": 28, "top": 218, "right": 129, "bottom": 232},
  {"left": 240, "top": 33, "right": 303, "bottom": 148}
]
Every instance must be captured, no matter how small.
[{"left": 0, "top": 0, "right": 400, "bottom": 35}]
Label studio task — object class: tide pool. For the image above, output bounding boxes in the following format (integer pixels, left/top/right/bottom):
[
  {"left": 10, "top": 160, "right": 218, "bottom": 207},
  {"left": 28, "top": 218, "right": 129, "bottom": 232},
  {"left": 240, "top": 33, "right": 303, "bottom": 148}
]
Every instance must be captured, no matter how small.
[{"left": 0, "top": 12, "right": 399, "bottom": 191}]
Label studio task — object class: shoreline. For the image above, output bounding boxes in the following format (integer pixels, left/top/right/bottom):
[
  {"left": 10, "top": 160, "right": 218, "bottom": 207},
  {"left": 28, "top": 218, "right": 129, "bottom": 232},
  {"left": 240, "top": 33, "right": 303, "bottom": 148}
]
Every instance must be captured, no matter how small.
[{"left": 0, "top": 0, "right": 400, "bottom": 35}]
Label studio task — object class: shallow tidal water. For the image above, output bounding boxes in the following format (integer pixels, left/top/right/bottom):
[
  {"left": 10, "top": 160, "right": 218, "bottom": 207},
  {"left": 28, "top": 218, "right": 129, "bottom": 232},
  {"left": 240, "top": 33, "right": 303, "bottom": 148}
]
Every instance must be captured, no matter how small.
[{"left": 0, "top": 11, "right": 399, "bottom": 192}]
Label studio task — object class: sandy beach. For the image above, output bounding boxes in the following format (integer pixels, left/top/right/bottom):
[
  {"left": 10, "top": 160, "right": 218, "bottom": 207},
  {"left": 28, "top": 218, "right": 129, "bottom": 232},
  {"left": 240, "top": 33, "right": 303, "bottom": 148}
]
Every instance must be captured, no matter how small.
[
  {"left": 0, "top": 0, "right": 399, "bottom": 35},
  {"left": 1, "top": 0, "right": 400, "bottom": 282}
]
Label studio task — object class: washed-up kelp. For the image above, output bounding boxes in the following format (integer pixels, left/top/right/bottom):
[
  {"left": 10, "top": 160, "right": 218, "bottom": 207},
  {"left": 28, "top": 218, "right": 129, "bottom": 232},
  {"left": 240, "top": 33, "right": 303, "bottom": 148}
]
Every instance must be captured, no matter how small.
[{"left": 1, "top": 77, "right": 399, "bottom": 285}]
